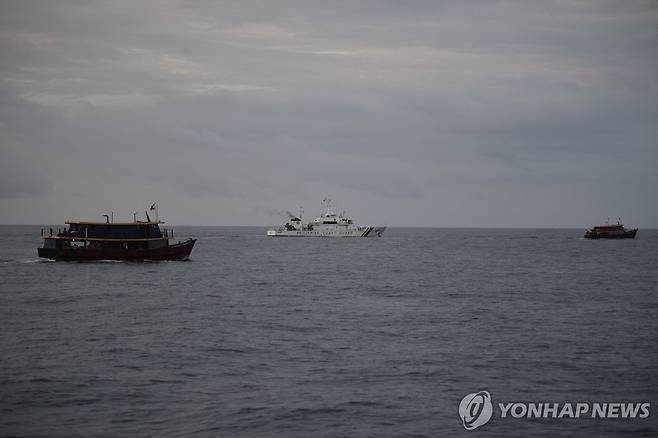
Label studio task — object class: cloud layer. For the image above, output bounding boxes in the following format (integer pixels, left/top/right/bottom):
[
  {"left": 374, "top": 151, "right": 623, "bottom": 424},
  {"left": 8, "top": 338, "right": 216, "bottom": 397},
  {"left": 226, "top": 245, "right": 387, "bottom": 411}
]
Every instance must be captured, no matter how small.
[{"left": 1, "top": 0, "right": 657, "bottom": 226}]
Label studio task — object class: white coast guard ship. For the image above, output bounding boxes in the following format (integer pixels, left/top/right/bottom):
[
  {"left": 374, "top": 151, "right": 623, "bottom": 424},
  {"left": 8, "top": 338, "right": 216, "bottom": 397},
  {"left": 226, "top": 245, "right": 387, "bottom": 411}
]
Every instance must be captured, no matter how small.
[{"left": 267, "top": 198, "right": 386, "bottom": 237}]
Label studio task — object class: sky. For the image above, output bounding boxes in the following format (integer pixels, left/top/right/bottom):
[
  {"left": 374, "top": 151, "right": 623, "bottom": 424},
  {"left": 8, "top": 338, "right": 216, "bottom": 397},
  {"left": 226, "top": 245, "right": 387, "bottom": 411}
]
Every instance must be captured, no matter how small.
[{"left": 1, "top": 0, "right": 657, "bottom": 227}]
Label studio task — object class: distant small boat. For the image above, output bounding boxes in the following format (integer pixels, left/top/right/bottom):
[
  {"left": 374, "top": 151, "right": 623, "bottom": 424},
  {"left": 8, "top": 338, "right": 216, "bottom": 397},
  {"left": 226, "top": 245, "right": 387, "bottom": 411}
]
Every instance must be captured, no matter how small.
[
  {"left": 584, "top": 219, "right": 637, "bottom": 239},
  {"left": 38, "top": 208, "right": 195, "bottom": 261}
]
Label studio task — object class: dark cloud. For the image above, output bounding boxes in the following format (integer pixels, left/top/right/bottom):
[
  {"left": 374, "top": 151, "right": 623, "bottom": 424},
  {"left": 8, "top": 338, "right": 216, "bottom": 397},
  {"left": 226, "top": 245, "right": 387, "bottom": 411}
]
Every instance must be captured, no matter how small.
[{"left": 0, "top": 0, "right": 656, "bottom": 226}]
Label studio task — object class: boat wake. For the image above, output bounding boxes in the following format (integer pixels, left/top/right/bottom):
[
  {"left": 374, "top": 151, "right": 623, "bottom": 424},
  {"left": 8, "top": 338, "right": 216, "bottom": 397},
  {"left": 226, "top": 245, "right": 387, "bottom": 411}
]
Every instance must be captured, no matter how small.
[{"left": 21, "top": 258, "right": 55, "bottom": 263}]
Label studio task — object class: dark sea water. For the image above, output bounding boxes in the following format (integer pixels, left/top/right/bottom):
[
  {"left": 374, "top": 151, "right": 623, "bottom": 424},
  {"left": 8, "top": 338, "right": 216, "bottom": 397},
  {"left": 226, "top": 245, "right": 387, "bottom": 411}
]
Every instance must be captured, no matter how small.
[{"left": 1, "top": 226, "right": 657, "bottom": 437}]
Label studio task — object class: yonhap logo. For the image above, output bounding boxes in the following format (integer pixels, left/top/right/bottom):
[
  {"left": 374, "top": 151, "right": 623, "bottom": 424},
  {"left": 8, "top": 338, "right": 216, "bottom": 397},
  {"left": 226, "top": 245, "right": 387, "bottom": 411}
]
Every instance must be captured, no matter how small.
[
  {"left": 458, "top": 390, "right": 650, "bottom": 431},
  {"left": 459, "top": 390, "right": 493, "bottom": 430}
]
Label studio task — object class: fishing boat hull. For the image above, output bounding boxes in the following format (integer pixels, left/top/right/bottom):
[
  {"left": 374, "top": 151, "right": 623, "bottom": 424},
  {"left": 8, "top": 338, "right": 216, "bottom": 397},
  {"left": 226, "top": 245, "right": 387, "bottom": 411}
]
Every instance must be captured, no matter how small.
[
  {"left": 37, "top": 239, "right": 196, "bottom": 261},
  {"left": 584, "top": 229, "right": 637, "bottom": 239}
]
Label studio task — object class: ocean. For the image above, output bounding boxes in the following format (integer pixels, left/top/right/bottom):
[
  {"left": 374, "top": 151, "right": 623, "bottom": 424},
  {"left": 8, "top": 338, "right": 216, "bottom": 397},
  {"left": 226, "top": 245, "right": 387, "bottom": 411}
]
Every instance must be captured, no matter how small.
[{"left": 1, "top": 226, "right": 657, "bottom": 437}]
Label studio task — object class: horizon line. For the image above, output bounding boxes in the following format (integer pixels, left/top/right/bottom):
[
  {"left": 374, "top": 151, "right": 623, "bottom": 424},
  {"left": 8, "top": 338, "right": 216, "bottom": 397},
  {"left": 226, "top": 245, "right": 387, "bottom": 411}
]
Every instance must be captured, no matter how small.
[{"left": 1, "top": 223, "right": 656, "bottom": 230}]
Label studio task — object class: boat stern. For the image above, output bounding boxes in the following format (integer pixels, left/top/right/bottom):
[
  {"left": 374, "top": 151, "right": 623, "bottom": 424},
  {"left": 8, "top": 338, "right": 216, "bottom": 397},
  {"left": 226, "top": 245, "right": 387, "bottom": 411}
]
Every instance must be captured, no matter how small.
[{"left": 361, "top": 226, "right": 386, "bottom": 237}]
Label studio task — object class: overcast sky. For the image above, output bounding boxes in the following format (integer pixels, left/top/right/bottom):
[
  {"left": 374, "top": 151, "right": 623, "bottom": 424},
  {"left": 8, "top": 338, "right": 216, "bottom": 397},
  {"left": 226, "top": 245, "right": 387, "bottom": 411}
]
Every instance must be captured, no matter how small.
[{"left": 1, "top": 1, "right": 657, "bottom": 227}]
